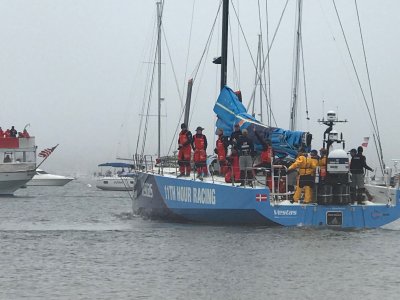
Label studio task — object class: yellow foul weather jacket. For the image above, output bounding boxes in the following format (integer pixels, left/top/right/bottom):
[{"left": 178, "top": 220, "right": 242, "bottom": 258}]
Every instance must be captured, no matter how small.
[{"left": 288, "top": 155, "right": 317, "bottom": 176}]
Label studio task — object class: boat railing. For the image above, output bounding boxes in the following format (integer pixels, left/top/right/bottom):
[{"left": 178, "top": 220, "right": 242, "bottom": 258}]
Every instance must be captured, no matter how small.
[
  {"left": 270, "top": 165, "right": 291, "bottom": 201},
  {"left": 143, "top": 155, "right": 155, "bottom": 173}
]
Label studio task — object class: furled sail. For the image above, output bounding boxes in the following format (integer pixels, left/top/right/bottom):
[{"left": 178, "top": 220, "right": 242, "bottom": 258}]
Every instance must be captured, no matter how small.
[{"left": 213, "top": 86, "right": 311, "bottom": 158}]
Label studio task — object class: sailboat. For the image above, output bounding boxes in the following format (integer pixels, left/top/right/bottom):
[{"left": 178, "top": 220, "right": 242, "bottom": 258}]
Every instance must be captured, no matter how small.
[{"left": 131, "top": 0, "right": 400, "bottom": 228}]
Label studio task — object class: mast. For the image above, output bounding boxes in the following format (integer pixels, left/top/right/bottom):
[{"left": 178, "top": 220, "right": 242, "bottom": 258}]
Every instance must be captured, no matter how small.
[
  {"left": 258, "top": 34, "right": 263, "bottom": 123},
  {"left": 289, "top": 0, "right": 303, "bottom": 131},
  {"left": 220, "top": 0, "right": 229, "bottom": 90},
  {"left": 157, "top": 1, "right": 162, "bottom": 158},
  {"left": 183, "top": 79, "right": 193, "bottom": 126}
]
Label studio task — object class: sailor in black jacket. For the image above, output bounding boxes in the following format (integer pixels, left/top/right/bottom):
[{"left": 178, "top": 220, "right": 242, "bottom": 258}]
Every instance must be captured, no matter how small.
[
  {"left": 235, "top": 129, "right": 254, "bottom": 186},
  {"left": 350, "top": 146, "right": 373, "bottom": 203}
]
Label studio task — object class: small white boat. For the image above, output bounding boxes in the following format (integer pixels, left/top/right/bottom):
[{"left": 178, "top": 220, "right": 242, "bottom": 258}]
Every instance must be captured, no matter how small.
[
  {"left": 26, "top": 169, "right": 74, "bottom": 186},
  {"left": 96, "top": 175, "right": 136, "bottom": 191},
  {"left": 95, "top": 162, "right": 135, "bottom": 191}
]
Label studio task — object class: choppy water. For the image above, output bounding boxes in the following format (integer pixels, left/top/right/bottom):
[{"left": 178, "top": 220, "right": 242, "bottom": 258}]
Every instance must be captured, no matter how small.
[{"left": 1, "top": 178, "right": 400, "bottom": 299}]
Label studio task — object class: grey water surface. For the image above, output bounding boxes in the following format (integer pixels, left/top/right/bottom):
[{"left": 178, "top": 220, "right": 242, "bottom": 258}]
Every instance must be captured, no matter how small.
[{"left": 1, "top": 178, "right": 399, "bottom": 300}]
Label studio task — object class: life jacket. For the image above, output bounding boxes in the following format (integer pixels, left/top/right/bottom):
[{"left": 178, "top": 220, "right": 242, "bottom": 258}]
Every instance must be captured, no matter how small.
[
  {"left": 216, "top": 137, "right": 226, "bottom": 161},
  {"left": 194, "top": 149, "right": 206, "bottom": 162},
  {"left": 178, "top": 130, "right": 189, "bottom": 147},
  {"left": 261, "top": 148, "right": 271, "bottom": 163},
  {"left": 289, "top": 156, "right": 317, "bottom": 176},
  {"left": 267, "top": 176, "right": 286, "bottom": 193},
  {"left": 193, "top": 134, "right": 206, "bottom": 150}
]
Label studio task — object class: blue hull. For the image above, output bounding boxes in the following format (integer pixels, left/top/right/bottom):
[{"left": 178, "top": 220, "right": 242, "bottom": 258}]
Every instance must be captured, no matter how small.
[{"left": 132, "top": 172, "right": 400, "bottom": 228}]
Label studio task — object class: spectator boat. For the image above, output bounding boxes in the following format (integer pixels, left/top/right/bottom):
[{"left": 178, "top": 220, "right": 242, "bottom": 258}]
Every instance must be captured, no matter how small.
[
  {"left": 26, "top": 169, "right": 74, "bottom": 186},
  {"left": 0, "top": 136, "right": 36, "bottom": 195}
]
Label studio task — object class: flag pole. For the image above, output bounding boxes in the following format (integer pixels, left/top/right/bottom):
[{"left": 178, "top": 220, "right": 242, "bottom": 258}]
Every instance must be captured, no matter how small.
[{"left": 36, "top": 144, "right": 59, "bottom": 170}]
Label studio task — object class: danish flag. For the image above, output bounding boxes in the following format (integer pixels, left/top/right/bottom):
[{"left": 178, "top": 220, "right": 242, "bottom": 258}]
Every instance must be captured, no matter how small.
[{"left": 256, "top": 194, "right": 267, "bottom": 202}]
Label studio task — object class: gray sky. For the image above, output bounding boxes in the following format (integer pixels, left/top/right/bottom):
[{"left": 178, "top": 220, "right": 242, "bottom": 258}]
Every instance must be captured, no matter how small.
[{"left": 0, "top": 0, "right": 399, "bottom": 175}]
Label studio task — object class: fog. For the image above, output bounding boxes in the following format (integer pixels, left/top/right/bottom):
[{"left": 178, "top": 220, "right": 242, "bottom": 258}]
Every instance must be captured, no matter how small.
[{"left": 0, "top": 0, "right": 398, "bottom": 176}]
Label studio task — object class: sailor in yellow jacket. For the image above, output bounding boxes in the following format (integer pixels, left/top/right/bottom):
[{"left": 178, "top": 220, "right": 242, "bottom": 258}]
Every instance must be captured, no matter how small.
[{"left": 288, "top": 152, "right": 318, "bottom": 203}]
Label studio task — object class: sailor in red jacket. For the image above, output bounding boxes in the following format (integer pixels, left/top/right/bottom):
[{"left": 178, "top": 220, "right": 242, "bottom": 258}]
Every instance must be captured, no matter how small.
[
  {"left": 254, "top": 129, "right": 272, "bottom": 169},
  {"left": 225, "top": 148, "right": 241, "bottom": 183},
  {"left": 177, "top": 123, "right": 193, "bottom": 177},
  {"left": 215, "top": 128, "right": 229, "bottom": 176},
  {"left": 193, "top": 126, "right": 208, "bottom": 180}
]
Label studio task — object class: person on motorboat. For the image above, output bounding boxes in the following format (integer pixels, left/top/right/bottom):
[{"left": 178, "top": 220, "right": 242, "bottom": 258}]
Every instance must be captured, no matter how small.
[
  {"left": 349, "top": 147, "right": 373, "bottom": 203},
  {"left": 235, "top": 129, "right": 255, "bottom": 186},
  {"left": 214, "top": 128, "right": 229, "bottom": 176},
  {"left": 22, "top": 129, "right": 30, "bottom": 138},
  {"left": 10, "top": 126, "right": 17, "bottom": 138},
  {"left": 287, "top": 151, "right": 317, "bottom": 204},
  {"left": 3, "top": 154, "right": 12, "bottom": 163},
  {"left": 177, "top": 123, "right": 193, "bottom": 177},
  {"left": 193, "top": 126, "right": 208, "bottom": 180}
]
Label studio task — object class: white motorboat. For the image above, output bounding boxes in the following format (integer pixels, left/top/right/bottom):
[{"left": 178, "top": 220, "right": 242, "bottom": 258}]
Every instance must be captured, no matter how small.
[
  {"left": 95, "top": 162, "right": 135, "bottom": 191},
  {"left": 26, "top": 169, "right": 74, "bottom": 186},
  {"left": 365, "top": 161, "right": 399, "bottom": 204},
  {"left": 0, "top": 136, "right": 36, "bottom": 195}
]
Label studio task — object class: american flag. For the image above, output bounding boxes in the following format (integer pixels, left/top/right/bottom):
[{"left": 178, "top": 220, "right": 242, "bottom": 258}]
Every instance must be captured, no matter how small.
[
  {"left": 38, "top": 145, "right": 58, "bottom": 158},
  {"left": 256, "top": 194, "right": 267, "bottom": 202}
]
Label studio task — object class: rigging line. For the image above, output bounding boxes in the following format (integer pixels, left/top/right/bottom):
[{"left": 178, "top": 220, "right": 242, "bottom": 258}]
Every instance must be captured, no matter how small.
[
  {"left": 265, "top": 0, "right": 272, "bottom": 126},
  {"left": 190, "top": 1, "right": 222, "bottom": 81},
  {"left": 189, "top": 27, "right": 215, "bottom": 124},
  {"left": 140, "top": 52, "right": 157, "bottom": 156},
  {"left": 166, "top": 2, "right": 221, "bottom": 156},
  {"left": 247, "top": 0, "right": 278, "bottom": 126},
  {"left": 135, "top": 10, "right": 158, "bottom": 157},
  {"left": 332, "top": 1, "right": 380, "bottom": 144},
  {"left": 250, "top": 47, "right": 258, "bottom": 115},
  {"left": 257, "top": 0, "right": 266, "bottom": 122},
  {"left": 181, "top": 0, "right": 196, "bottom": 109},
  {"left": 247, "top": 75, "right": 278, "bottom": 127},
  {"left": 259, "top": 0, "right": 290, "bottom": 87},
  {"left": 141, "top": 2, "right": 166, "bottom": 156},
  {"left": 237, "top": 0, "right": 241, "bottom": 86},
  {"left": 166, "top": 103, "right": 186, "bottom": 156},
  {"left": 300, "top": 35, "right": 310, "bottom": 121},
  {"left": 228, "top": 16, "right": 239, "bottom": 89},
  {"left": 257, "top": 0, "right": 263, "bottom": 41},
  {"left": 334, "top": 2, "right": 383, "bottom": 174},
  {"left": 166, "top": 41, "right": 213, "bottom": 157},
  {"left": 354, "top": 0, "right": 384, "bottom": 168},
  {"left": 161, "top": 26, "right": 184, "bottom": 103},
  {"left": 230, "top": 1, "right": 257, "bottom": 72}
]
